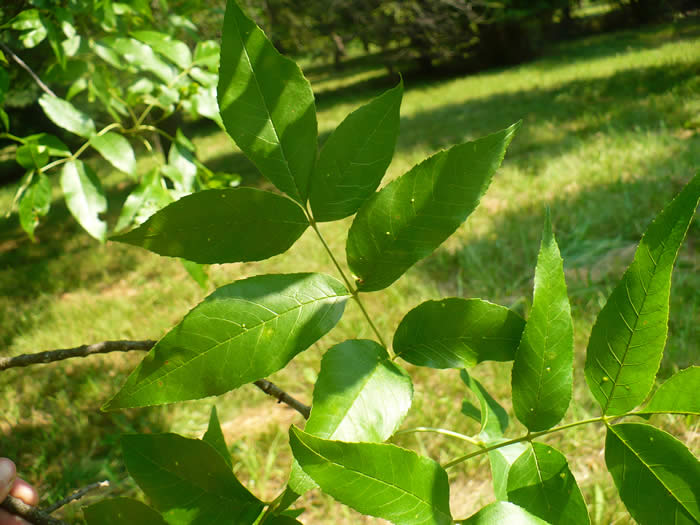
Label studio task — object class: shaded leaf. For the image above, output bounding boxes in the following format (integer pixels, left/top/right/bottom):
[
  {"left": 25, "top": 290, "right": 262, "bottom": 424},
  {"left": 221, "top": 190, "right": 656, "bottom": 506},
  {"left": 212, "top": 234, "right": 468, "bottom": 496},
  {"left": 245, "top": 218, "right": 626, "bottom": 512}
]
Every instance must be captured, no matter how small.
[
  {"left": 202, "top": 406, "right": 232, "bottom": 469},
  {"left": 289, "top": 340, "right": 413, "bottom": 495},
  {"left": 90, "top": 133, "right": 136, "bottom": 175},
  {"left": 512, "top": 211, "right": 573, "bottom": 431},
  {"left": 459, "top": 501, "right": 550, "bottom": 525},
  {"left": 19, "top": 173, "right": 51, "bottom": 241},
  {"left": 507, "top": 442, "right": 590, "bottom": 525},
  {"left": 584, "top": 173, "right": 700, "bottom": 415},
  {"left": 347, "top": 122, "right": 520, "bottom": 291},
  {"left": 113, "top": 188, "right": 308, "bottom": 264},
  {"left": 640, "top": 366, "right": 700, "bottom": 415},
  {"left": 290, "top": 427, "right": 452, "bottom": 525},
  {"left": 15, "top": 144, "right": 48, "bottom": 169},
  {"left": 39, "top": 95, "right": 95, "bottom": 137},
  {"left": 606, "top": 423, "right": 700, "bottom": 525},
  {"left": 105, "top": 273, "right": 348, "bottom": 409},
  {"left": 122, "top": 433, "right": 263, "bottom": 524},
  {"left": 394, "top": 298, "right": 525, "bottom": 369},
  {"left": 23, "top": 133, "right": 70, "bottom": 157},
  {"left": 310, "top": 80, "right": 403, "bottom": 222},
  {"left": 61, "top": 160, "right": 107, "bottom": 241},
  {"left": 84, "top": 498, "right": 168, "bottom": 525},
  {"left": 114, "top": 169, "right": 173, "bottom": 232},
  {"left": 218, "top": 0, "right": 317, "bottom": 203}
]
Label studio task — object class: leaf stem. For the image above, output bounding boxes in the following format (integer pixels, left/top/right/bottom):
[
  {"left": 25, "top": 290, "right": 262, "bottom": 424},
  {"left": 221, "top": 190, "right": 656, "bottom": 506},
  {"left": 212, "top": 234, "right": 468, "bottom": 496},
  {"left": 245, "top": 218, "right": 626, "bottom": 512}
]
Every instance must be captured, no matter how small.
[
  {"left": 395, "top": 427, "right": 482, "bottom": 446},
  {"left": 442, "top": 415, "right": 607, "bottom": 469},
  {"left": 307, "top": 216, "right": 390, "bottom": 351},
  {"left": 39, "top": 122, "right": 123, "bottom": 174}
]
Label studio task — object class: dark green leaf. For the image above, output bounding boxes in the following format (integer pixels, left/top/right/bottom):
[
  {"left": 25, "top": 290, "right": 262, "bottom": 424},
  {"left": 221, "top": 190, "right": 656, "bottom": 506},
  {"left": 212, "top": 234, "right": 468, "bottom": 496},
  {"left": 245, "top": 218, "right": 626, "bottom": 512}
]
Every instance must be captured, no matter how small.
[
  {"left": 38, "top": 95, "right": 96, "bottom": 137},
  {"left": 309, "top": 80, "right": 403, "bottom": 222},
  {"left": 606, "top": 423, "right": 700, "bottom": 525},
  {"left": 394, "top": 298, "right": 525, "bottom": 369},
  {"left": 289, "top": 340, "right": 413, "bottom": 495},
  {"left": 105, "top": 273, "right": 348, "bottom": 409},
  {"left": 507, "top": 442, "right": 590, "bottom": 525},
  {"left": 84, "top": 498, "right": 168, "bottom": 525},
  {"left": 512, "top": 212, "right": 573, "bottom": 431},
  {"left": 584, "top": 173, "right": 700, "bottom": 415},
  {"left": 265, "top": 516, "right": 303, "bottom": 525},
  {"left": 0, "top": 108, "right": 9, "bottom": 131},
  {"left": 19, "top": 173, "right": 51, "bottom": 241},
  {"left": 459, "top": 501, "right": 550, "bottom": 525},
  {"left": 90, "top": 133, "right": 136, "bottom": 175},
  {"left": 113, "top": 188, "right": 308, "bottom": 264},
  {"left": 121, "top": 433, "right": 263, "bottom": 524},
  {"left": 61, "top": 160, "right": 107, "bottom": 241},
  {"left": 114, "top": 169, "right": 173, "bottom": 232},
  {"left": 640, "top": 366, "right": 700, "bottom": 415},
  {"left": 347, "top": 122, "right": 520, "bottom": 291},
  {"left": 23, "top": 133, "right": 70, "bottom": 157},
  {"left": 181, "top": 259, "right": 209, "bottom": 291},
  {"left": 202, "top": 406, "right": 232, "bottom": 469},
  {"left": 489, "top": 443, "right": 528, "bottom": 502},
  {"left": 132, "top": 30, "right": 192, "bottom": 68},
  {"left": 16, "top": 144, "right": 49, "bottom": 169},
  {"left": 289, "top": 427, "right": 452, "bottom": 525},
  {"left": 218, "top": 0, "right": 317, "bottom": 203}
]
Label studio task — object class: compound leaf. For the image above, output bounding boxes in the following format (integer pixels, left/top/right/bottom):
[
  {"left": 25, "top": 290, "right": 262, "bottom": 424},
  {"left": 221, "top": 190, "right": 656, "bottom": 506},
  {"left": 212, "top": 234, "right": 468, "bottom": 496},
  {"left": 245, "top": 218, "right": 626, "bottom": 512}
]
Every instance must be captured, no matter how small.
[
  {"left": 394, "top": 298, "right": 525, "bottom": 369},
  {"left": 113, "top": 188, "right": 308, "bottom": 264},
  {"left": 512, "top": 212, "right": 573, "bottom": 431},
  {"left": 84, "top": 498, "right": 168, "bottom": 525},
  {"left": 105, "top": 273, "right": 348, "bottom": 409},
  {"left": 459, "top": 501, "right": 550, "bottom": 525},
  {"left": 507, "top": 442, "right": 590, "bottom": 525},
  {"left": 310, "top": 80, "right": 403, "bottom": 222},
  {"left": 218, "top": 0, "right": 317, "bottom": 203},
  {"left": 121, "top": 433, "right": 263, "bottom": 524},
  {"left": 90, "top": 132, "right": 136, "bottom": 175},
  {"left": 39, "top": 94, "right": 95, "bottom": 137},
  {"left": 347, "top": 122, "right": 520, "bottom": 291},
  {"left": 61, "top": 160, "right": 107, "bottom": 241},
  {"left": 289, "top": 427, "right": 452, "bottom": 525},
  {"left": 584, "top": 173, "right": 700, "bottom": 415},
  {"left": 605, "top": 423, "right": 700, "bottom": 525},
  {"left": 640, "top": 366, "right": 700, "bottom": 415}
]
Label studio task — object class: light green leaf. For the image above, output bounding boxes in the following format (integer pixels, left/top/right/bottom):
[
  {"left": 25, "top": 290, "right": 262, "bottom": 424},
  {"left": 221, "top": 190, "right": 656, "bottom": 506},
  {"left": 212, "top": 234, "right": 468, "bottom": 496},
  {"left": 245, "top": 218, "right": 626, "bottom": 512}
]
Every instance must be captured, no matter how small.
[
  {"left": 459, "top": 501, "right": 550, "bottom": 525},
  {"left": 394, "top": 298, "right": 525, "bottom": 369},
  {"left": 38, "top": 95, "right": 96, "bottom": 137},
  {"left": 181, "top": 259, "right": 209, "bottom": 291},
  {"left": 194, "top": 40, "right": 220, "bottom": 69},
  {"left": 192, "top": 85, "right": 223, "bottom": 126},
  {"left": 19, "top": 173, "right": 51, "bottom": 241},
  {"left": 105, "top": 273, "right": 348, "bottom": 409},
  {"left": 606, "top": 423, "right": 700, "bottom": 525},
  {"left": 202, "top": 406, "right": 232, "bottom": 469},
  {"left": 309, "top": 80, "right": 403, "bottom": 222},
  {"left": 640, "top": 366, "right": 700, "bottom": 415},
  {"left": 11, "top": 9, "right": 47, "bottom": 48},
  {"left": 189, "top": 66, "right": 218, "bottom": 87},
  {"left": 289, "top": 427, "right": 452, "bottom": 525},
  {"left": 121, "top": 433, "right": 263, "bottom": 524},
  {"left": 107, "top": 37, "right": 177, "bottom": 83},
  {"left": 60, "top": 160, "right": 107, "bottom": 241},
  {"left": 15, "top": 144, "right": 49, "bottom": 169},
  {"left": 512, "top": 211, "right": 573, "bottom": 431},
  {"left": 114, "top": 169, "right": 173, "bottom": 232},
  {"left": 218, "top": 0, "right": 317, "bottom": 203},
  {"left": 94, "top": 40, "right": 125, "bottom": 69},
  {"left": 90, "top": 132, "right": 136, "bottom": 175},
  {"left": 0, "top": 108, "right": 8, "bottom": 131},
  {"left": 23, "top": 133, "right": 70, "bottom": 157},
  {"left": 584, "top": 173, "right": 700, "bottom": 415},
  {"left": 507, "top": 442, "right": 590, "bottom": 525},
  {"left": 132, "top": 30, "right": 192, "bottom": 68},
  {"left": 289, "top": 340, "right": 413, "bottom": 495},
  {"left": 113, "top": 188, "right": 308, "bottom": 264},
  {"left": 347, "top": 122, "right": 520, "bottom": 291},
  {"left": 84, "top": 498, "right": 168, "bottom": 525},
  {"left": 167, "top": 140, "right": 197, "bottom": 193}
]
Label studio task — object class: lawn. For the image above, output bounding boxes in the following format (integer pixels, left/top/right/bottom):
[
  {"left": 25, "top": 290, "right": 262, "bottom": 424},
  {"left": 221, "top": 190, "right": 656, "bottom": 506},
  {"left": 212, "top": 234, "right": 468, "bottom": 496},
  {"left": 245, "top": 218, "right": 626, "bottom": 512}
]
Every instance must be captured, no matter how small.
[{"left": 1, "top": 16, "right": 699, "bottom": 524}]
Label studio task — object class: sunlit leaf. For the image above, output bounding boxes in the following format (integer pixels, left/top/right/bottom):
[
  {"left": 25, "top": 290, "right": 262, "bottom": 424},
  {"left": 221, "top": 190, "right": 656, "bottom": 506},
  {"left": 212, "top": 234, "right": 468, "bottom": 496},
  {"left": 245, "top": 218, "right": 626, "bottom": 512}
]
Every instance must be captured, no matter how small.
[
  {"left": 290, "top": 427, "right": 452, "bottom": 525},
  {"left": 15, "top": 144, "right": 48, "bottom": 170},
  {"left": 459, "top": 501, "right": 550, "bottom": 525},
  {"left": 218, "top": 0, "right": 317, "bottom": 203},
  {"left": 113, "top": 188, "right": 308, "bottom": 264},
  {"left": 107, "top": 37, "right": 177, "bottom": 83},
  {"left": 19, "top": 173, "right": 51, "bottom": 241},
  {"left": 114, "top": 169, "right": 173, "bottom": 232},
  {"left": 105, "top": 273, "right": 348, "bottom": 409},
  {"left": 606, "top": 423, "right": 700, "bottom": 525},
  {"left": 39, "top": 95, "right": 96, "bottom": 137},
  {"left": 394, "top": 298, "right": 525, "bottom": 368},
  {"left": 347, "top": 122, "right": 520, "bottom": 291},
  {"left": 132, "top": 30, "right": 192, "bottom": 68},
  {"left": 90, "top": 132, "right": 136, "bottom": 175},
  {"left": 23, "top": 133, "right": 70, "bottom": 157},
  {"left": 61, "top": 160, "right": 107, "bottom": 241},
  {"left": 639, "top": 366, "right": 700, "bottom": 415},
  {"left": 584, "top": 173, "right": 700, "bottom": 415},
  {"left": 512, "top": 211, "right": 573, "bottom": 431}
]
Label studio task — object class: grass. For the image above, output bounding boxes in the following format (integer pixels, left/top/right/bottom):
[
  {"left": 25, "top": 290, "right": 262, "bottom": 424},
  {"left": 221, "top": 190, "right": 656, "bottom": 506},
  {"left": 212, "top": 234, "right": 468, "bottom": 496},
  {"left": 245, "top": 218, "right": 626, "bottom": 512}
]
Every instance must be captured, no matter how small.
[{"left": 1, "top": 16, "right": 699, "bottom": 524}]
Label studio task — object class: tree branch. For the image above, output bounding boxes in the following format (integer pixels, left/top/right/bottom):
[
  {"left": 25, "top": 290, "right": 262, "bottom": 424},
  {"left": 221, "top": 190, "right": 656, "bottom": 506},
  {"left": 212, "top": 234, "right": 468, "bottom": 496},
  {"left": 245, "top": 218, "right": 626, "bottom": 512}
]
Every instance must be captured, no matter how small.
[
  {"left": 1, "top": 340, "right": 311, "bottom": 418},
  {"left": 43, "top": 481, "right": 110, "bottom": 514},
  {"left": 1, "top": 495, "right": 67, "bottom": 525},
  {"left": 0, "top": 42, "right": 57, "bottom": 98}
]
